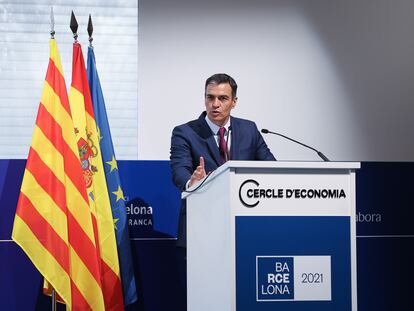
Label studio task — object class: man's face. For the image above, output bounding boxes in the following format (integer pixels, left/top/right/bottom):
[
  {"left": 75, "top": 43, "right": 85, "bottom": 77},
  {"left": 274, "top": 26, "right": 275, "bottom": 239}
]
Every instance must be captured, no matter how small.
[{"left": 204, "top": 83, "right": 237, "bottom": 127}]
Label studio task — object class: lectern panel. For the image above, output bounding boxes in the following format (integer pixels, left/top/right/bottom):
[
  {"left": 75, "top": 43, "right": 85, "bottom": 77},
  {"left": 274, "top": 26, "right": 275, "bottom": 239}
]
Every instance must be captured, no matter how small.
[{"left": 236, "top": 216, "right": 352, "bottom": 311}]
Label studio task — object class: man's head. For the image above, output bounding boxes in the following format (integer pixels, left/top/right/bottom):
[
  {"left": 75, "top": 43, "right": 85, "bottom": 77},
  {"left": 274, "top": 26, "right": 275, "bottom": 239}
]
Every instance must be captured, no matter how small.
[{"left": 204, "top": 73, "right": 238, "bottom": 127}]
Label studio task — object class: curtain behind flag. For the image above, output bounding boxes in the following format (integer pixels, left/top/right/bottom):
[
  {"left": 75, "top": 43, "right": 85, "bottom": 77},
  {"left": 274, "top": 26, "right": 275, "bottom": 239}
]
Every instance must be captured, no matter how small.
[
  {"left": 69, "top": 41, "right": 124, "bottom": 310},
  {"left": 87, "top": 46, "right": 138, "bottom": 305},
  {"left": 12, "top": 39, "right": 106, "bottom": 310}
]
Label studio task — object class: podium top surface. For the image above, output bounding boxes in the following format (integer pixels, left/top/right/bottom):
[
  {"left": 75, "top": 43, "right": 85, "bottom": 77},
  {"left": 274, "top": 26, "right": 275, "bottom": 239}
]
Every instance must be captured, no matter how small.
[
  {"left": 182, "top": 161, "right": 360, "bottom": 198},
  {"left": 220, "top": 160, "right": 360, "bottom": 170}
]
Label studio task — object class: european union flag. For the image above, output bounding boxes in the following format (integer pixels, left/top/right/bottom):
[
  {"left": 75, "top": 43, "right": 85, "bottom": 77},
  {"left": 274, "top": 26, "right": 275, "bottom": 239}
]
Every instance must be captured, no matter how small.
[{"left": 87, "top": 46, "right": 138, "bottom": 306}]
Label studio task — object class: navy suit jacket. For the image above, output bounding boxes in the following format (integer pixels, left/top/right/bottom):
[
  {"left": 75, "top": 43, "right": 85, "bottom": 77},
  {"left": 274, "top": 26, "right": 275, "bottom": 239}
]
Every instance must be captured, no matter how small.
[{"left": 170, "top": 111, "right": 276, "bottom": 246}]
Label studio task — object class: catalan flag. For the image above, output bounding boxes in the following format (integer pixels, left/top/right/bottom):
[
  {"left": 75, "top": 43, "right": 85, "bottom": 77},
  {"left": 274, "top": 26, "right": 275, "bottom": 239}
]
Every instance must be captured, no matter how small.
[
  {"left": 87, "top": 45, "right": 138, "bottom": 306},
  {"left": 12, "top": 39, "right": 106, "bottom": 310},
  {"left": 69, "top": 41, "right": 124, "bottom": 310}
]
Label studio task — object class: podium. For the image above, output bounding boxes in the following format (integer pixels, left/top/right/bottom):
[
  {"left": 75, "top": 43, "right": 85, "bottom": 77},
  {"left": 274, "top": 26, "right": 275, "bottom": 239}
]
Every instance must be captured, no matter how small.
[{"left": 183, "top": 161, "right": 360, "bottom": 311}]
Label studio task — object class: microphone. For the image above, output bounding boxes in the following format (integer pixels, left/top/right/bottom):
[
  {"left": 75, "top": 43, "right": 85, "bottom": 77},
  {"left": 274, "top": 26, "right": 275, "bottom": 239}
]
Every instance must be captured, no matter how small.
[
  {"left": 222, "top": 126, "right": 231, "bottom": 162},
  {"left": 226, "top": 126, "right": 231, "bottom": 161},
  {"left": 261, "top": 128, "right": 330, "bottom": 161}
]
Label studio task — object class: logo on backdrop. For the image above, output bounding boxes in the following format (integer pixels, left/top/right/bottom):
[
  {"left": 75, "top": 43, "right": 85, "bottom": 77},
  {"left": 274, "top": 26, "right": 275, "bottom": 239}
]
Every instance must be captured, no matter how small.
[
  {"left": 125, "top": 196, "right": 153, "bottom": 228},
  {"left": 257, "top": 256, "right": 294, "bottom": 300},
  {"left": 239, "top": 179, "right": 346, "bottom": 207},
  {"left": 256, "top": 255, "right": 332, "bottom": 302},
  {"left": 124, "top": 195, "right": 176, "bottom": 239}
]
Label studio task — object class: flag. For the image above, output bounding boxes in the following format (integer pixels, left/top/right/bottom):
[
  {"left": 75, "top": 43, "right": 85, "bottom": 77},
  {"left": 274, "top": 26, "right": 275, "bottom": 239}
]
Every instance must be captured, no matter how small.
[
  {"left": 69, "top": 41, "right": 124, "bottom": 310},
  {"left": 12, "top": 39, "right": 106, "bottom": 310},
  {"left": 87, "top": 46, "right": 138, "bottom": 305}
]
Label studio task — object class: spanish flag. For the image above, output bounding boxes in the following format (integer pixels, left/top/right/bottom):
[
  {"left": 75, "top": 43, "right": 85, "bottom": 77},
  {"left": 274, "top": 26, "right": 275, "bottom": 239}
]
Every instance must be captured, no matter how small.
[
  {"left": 69, "top": 41, "right": 124, "bottom": 310},
  {"left": 12, "top": 39, "right": 106, "bottom": 310}
]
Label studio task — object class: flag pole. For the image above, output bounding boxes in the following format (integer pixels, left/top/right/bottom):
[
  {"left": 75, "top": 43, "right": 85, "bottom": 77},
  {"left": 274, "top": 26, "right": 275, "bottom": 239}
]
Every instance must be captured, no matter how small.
[
  {"left": 50, "top": 6, "right": 55, "bottom": 39},
  {"left": 70, "top": 11, "right": 79, "bottom": 42},
  {"left": 88, "top": 14, "right": 93, "bottom": 47},
  {"left": 50, "top": 7, "right": 57, "bottom": 311},
  {"left": 51, "top": 290, "right": 57, "bottom": 311}
]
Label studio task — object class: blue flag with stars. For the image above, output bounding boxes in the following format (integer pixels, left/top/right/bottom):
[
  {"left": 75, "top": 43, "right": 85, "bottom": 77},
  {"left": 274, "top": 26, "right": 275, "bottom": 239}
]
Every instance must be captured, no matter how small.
[{"left": 87, "top": 46, "right": 138, "bottom": 306}]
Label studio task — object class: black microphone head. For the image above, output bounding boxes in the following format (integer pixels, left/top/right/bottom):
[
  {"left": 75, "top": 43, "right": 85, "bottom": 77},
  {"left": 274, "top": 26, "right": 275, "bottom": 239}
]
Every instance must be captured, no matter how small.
[{"left": 261, "top": 129, "right": 269, "bottom": 134}]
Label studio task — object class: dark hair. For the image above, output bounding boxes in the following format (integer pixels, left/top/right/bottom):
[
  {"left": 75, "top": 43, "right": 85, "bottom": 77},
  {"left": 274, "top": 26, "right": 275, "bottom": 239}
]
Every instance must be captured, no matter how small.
[{"left": 205, "top": 73, "right": 238, "bottom": 98}]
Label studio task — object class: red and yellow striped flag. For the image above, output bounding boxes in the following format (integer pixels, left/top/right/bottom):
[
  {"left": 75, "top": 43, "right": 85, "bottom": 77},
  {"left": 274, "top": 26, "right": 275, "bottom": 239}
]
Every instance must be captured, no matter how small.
[
  {"left": 69, "top": 41, "right": 124, "bottom": 310},
  {"left": 12, "top": 39, "right": 106, "bottom": 310}
]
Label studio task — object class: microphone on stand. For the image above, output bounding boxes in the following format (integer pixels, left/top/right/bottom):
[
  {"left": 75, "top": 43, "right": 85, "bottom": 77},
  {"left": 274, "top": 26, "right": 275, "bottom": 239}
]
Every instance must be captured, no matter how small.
[{"left": 261, "top": 128, "right": 330, "bottom": 161}]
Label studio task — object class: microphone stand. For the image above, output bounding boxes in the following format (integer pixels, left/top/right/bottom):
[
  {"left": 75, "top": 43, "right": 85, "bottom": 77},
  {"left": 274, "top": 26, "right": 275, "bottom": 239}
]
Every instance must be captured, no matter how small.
[{"left": 261, "top": 129, "right": 330, "bottom": 161}]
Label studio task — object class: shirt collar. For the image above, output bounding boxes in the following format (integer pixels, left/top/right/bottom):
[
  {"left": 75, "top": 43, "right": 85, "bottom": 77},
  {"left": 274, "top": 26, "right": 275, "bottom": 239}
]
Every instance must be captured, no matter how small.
[{"left": 205, "top": 115, "right": 231, "bottom": 135}]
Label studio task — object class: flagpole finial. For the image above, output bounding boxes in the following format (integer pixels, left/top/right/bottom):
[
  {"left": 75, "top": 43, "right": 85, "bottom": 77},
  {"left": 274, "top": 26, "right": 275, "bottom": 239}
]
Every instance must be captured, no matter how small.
[
  {"left": 87, "top": 14, "right": 94, "bottom": 47},
  {"left": 50, "top": 7, "right": 55, "bottom": 39},
  {"left": 70, "top": 11, "right": 79, "bottom": 42}
]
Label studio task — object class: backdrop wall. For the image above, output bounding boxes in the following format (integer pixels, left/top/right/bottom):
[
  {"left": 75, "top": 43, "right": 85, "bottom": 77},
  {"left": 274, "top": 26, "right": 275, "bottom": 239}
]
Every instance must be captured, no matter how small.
[
  {"left": 2, "top": 0, "right": 413, "bottom": 161},
  {"left": 0, "top": 0, "right": 138, "bottom": 159},
  {"left": 1, "top": 160, "right": 413, "bottom": 310},
  {"left": 138, "top": 0, "right": 414, "bottom": 161}
]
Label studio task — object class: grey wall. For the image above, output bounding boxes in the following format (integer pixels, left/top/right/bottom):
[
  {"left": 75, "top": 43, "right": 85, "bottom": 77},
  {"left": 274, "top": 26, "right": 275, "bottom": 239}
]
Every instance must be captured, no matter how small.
[{"left": 138, "top": 0, "right": 414, "bottom": 161}]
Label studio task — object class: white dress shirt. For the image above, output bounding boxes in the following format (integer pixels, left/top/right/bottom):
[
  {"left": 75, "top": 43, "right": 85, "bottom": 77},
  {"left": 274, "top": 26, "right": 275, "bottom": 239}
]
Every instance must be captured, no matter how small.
[{"left": 204, "top": 115, "right": 232, "bottom": 150}]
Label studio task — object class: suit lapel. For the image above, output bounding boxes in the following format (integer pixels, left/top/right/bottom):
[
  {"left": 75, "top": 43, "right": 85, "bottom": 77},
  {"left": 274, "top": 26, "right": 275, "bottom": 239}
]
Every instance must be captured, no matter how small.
[
  {"left": 206, "top": 136, "right": 221, "bottom": 166},
  {"left": 193, "top": 113, "right": 221, "bottom": 166},
  {"left": 230, "top": 116, "right": 239, "bottom": 160}
]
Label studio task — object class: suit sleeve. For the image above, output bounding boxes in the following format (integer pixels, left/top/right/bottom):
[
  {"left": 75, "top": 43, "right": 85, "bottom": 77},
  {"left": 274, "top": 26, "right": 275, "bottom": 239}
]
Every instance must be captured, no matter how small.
[
  {"left": 253, "top": 123, "right": 277, "bottom": 161},
  {"left": 170, "top": 125, "right": 194, "bottom": 190}
]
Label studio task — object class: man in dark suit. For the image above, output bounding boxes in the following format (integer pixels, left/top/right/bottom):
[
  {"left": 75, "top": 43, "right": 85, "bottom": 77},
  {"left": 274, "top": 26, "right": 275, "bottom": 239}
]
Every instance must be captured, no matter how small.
[
  {"left": 170, "top": 73, "right": 275, "bottom": 245},
  {"left": 169, "top": 73, "right": 275, "bottom": 308}
]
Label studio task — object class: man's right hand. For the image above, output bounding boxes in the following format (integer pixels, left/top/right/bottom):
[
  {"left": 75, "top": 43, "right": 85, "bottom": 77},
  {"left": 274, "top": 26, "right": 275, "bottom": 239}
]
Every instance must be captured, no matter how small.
[{"left": 188, "top": 156, "right": 206, "bottom": 188}]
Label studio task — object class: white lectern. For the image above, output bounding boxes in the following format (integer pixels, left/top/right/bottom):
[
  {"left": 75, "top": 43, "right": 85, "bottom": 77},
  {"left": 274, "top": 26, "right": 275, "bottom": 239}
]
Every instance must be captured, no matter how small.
[{"left": 183, "top": 161, "right": 360, "bottom": 311}]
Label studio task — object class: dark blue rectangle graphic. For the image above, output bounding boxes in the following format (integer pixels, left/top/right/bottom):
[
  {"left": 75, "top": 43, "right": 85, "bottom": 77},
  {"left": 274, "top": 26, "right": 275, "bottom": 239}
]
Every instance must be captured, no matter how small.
[
  {"left": 236, "top": 216, "right": 351, "bottom": 311},
  {"left": 257, "top": 256, "right": 294, "bottom": 300}
]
